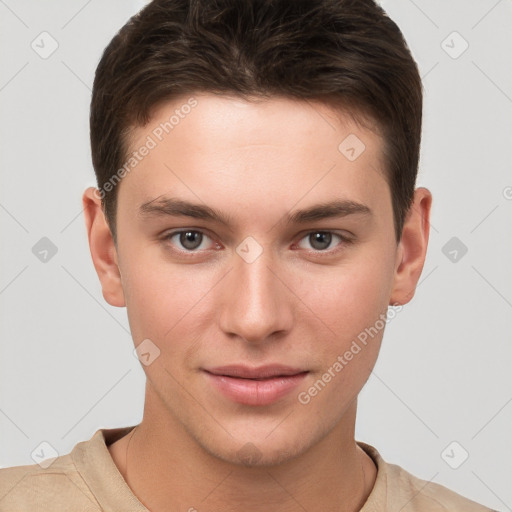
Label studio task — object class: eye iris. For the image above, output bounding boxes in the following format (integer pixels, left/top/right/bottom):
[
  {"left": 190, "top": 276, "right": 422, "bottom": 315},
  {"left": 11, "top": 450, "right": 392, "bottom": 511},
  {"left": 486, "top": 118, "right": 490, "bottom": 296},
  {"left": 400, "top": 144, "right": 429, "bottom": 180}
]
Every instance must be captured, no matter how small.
[
  {"left": 180, "top": 231, "right": 202, "bottom": 250},
  {"left": 310, "top": 232, "right": 331, "bottom": 250}
]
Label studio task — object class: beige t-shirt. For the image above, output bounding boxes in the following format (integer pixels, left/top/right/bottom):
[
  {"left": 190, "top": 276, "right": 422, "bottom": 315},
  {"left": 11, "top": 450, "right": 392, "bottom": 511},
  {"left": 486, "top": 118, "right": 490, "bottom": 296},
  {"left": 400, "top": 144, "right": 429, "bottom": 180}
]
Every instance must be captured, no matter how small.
[{"left": 0, "top": 425, "right": 495, "bottom": 511}]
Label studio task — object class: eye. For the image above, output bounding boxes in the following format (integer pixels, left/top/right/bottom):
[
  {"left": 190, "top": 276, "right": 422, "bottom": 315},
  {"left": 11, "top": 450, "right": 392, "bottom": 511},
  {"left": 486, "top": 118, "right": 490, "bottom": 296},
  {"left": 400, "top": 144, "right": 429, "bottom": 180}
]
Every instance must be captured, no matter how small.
[
  {"left": 163, "top": 230, "right": 218, "bottom": 252},
  {"left": 295, "top": 231, "right": 353, "bottom": 252},
  {"left": 161, "top": 229, "right": 353, "bottom": 257}
]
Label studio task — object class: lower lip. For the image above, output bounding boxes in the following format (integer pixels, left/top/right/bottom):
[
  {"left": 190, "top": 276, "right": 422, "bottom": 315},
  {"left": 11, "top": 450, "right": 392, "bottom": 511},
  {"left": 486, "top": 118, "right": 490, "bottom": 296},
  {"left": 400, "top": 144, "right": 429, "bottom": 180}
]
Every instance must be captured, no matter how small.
[{"left": 204, "top": 371, "right": 308, "bottom": 406}]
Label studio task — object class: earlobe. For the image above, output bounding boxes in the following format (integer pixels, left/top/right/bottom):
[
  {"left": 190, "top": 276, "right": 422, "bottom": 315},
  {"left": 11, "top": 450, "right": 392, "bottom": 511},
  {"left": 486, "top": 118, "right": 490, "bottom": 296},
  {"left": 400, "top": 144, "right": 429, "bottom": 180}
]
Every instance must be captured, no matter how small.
[
  {"left": 82, "top": 187, "right": 126, "bottom": 307},
  {"left": 389, "top": 187, "right": 432, "bottom": 306}
]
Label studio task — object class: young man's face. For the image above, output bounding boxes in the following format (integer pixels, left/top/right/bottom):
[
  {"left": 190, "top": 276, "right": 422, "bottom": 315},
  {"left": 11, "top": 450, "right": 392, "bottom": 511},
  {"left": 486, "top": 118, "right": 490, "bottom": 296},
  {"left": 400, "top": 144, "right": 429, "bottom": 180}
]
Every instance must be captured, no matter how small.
[{"left": 85, "top": 93, "right": 430, "bottom": 465}]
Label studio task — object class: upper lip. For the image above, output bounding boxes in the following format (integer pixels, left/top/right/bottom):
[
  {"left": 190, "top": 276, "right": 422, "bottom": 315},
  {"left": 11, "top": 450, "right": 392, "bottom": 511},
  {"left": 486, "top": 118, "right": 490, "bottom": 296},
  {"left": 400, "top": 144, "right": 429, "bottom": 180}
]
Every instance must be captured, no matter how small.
[{"left": 204, "top": 364, "right": 308, "bottom": 379}]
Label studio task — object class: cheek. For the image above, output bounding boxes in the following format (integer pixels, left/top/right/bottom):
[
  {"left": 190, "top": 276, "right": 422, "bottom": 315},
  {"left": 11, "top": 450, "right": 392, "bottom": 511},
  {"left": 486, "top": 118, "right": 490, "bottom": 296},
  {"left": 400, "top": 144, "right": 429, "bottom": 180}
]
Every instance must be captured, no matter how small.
[
  {"left": 299, "top": 254, "right": 393, "bottom": 343},
  {"left": 121, "top": 231, "right": 395, "bottom": 363},
  {"left": 295, "top": 264, "right": 390, "bottom": 412},
  {"left": 121, "top": 251, "right": 215, "bottom": 348}
]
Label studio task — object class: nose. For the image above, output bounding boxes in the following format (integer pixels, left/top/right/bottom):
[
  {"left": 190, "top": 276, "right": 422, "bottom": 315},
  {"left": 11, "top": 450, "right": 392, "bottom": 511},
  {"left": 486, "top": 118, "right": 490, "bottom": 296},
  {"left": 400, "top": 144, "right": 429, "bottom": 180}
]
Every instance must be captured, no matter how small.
[{"left": 218, "top": 245, "right": 294, "bottom": 345}]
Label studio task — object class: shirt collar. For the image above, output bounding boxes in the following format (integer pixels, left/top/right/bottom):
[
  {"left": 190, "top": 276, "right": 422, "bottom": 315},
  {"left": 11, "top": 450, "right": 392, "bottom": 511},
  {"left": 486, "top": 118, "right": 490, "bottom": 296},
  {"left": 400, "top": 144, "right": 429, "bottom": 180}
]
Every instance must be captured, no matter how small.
[{"left": 72, "top": 426, "right": 387, "bottom": 511}]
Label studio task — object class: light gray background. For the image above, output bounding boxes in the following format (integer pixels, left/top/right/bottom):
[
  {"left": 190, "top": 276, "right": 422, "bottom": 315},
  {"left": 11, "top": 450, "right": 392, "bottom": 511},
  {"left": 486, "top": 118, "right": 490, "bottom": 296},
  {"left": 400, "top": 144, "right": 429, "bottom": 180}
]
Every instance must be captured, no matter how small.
[{"left": 1, "top": 1, "right": 511, "bottom": 510}]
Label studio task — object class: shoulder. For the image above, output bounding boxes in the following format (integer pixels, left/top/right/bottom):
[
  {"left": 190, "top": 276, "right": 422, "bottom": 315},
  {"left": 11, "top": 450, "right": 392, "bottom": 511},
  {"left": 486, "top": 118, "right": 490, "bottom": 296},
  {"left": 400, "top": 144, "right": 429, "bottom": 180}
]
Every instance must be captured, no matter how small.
[
  {"left": 0, "top": 426, "right": 138, "bottom": 512},
  {"left": 0, "top": 450, "right": 99, "bottom": 511},
  {"left": 385, "top": 460, "right": 495, "bottom": 511},
  {"left": 358, "top": 442, "right": 496, "bottom": 512}
]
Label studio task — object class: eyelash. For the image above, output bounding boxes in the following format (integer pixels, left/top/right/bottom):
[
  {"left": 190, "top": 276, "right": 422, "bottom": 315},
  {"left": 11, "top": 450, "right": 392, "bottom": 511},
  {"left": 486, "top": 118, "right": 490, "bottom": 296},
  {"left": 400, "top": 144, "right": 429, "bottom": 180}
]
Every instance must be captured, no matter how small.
[{"left": 161, "top": 229, "right": 354, "bottom": 257}]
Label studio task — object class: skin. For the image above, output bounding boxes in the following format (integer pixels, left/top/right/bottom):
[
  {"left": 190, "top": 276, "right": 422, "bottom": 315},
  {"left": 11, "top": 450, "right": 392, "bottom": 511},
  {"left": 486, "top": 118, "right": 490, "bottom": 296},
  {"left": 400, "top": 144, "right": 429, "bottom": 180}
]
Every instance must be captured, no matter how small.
[{"left": 83, "top": 93, "right": 432, "bottom": 512}]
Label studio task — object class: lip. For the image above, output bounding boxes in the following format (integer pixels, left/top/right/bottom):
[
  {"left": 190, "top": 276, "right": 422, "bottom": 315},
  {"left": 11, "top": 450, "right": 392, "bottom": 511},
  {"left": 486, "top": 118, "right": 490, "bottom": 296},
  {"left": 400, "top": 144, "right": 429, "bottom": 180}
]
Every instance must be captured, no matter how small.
[{"left": 203, "top": 365, "right": 309, "bottom": 406}]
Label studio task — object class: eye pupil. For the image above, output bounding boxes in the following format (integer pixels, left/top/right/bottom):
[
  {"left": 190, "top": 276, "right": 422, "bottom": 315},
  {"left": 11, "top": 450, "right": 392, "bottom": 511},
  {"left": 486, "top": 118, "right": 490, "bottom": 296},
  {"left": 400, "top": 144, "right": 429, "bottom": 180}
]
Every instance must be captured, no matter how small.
[
  {"left": 180, "top": 231, "right": 202, "bottom": 250},
  {"left": 310, "top": 232, "right": 331, "bottom": 250}
]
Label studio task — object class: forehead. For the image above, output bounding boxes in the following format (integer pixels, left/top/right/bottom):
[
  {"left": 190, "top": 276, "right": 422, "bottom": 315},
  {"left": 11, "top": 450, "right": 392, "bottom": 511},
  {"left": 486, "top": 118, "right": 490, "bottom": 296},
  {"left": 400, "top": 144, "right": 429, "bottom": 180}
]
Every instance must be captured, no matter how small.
[
  {"left": 135, "top": 93, "right": 382, "bottom": 155},
  {"left": 119, "top": 93, "right": 389, "bottom": 221}
]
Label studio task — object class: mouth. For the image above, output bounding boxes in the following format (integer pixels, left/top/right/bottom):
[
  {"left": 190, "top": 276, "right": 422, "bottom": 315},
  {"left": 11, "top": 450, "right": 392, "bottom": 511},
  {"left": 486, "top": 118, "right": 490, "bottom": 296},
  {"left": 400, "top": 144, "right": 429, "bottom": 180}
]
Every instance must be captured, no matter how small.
[{"left": 203, "top": 365, "right": 309, "bottom": 406}]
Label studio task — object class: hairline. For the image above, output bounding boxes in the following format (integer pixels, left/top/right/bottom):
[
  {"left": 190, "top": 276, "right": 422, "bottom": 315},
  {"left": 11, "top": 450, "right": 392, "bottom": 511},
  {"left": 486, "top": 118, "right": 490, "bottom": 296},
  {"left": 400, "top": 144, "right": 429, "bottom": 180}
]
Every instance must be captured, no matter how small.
[{"left": 106, "top": 91, "right": 393, "bottom": 239}]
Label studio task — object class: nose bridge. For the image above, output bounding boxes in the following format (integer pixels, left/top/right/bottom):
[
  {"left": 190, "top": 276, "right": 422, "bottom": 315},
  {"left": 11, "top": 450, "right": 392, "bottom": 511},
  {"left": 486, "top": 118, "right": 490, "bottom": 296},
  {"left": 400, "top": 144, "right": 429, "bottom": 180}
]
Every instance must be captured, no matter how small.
[{"left": 219, "top": 239, "right": 291, "bottom": 343}]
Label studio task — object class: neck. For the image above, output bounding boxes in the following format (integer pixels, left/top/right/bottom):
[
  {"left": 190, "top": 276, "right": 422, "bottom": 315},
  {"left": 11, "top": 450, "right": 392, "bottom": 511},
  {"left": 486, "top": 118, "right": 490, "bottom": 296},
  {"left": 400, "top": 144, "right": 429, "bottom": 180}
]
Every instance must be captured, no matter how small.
[{"left": 109, "top": 397, "right": 376, "bottom": 512}]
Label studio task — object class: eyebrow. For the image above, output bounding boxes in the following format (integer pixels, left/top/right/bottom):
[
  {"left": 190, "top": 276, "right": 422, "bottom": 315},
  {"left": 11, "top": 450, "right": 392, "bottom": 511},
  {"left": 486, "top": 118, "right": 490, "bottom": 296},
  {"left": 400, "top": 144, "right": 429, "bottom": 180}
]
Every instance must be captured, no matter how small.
[{"left": 139, "top": 196, "right": 372, "bottom": 227}]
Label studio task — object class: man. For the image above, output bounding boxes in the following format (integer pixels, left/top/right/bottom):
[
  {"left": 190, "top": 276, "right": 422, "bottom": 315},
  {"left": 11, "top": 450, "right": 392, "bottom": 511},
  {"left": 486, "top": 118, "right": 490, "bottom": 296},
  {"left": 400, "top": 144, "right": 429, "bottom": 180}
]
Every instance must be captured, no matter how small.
[{"left": 0, "top": 0, "right": 495, "bottom": 510}]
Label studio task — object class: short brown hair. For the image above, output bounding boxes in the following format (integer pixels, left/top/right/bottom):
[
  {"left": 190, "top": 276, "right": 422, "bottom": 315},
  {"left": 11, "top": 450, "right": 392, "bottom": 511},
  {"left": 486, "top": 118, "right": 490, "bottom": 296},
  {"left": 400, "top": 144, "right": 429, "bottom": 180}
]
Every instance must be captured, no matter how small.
[{"left": 90, "top": 0, "right": 422, "bottom": 243}]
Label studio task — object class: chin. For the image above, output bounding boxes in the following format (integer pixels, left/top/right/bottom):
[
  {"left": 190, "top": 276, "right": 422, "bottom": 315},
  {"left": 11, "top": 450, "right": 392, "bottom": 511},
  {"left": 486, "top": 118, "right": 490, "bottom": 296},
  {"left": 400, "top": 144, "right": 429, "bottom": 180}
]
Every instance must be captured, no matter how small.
[
  {"left": 192, "top": 425, "right": 318, "bottom": 468},
  {"left": 223, "top": 441, "right": 304, "bottom": 468}
]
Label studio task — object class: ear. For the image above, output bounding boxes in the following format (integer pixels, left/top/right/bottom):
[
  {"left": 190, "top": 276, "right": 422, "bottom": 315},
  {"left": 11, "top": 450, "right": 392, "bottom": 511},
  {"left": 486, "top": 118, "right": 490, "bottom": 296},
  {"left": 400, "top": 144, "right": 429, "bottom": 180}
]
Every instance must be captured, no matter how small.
[
  {"left": 389, "top": 187, "right": 432, "bottom": 306},
  {"left": 82, "top": 187, "right": 126, "bottom": 307}
]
